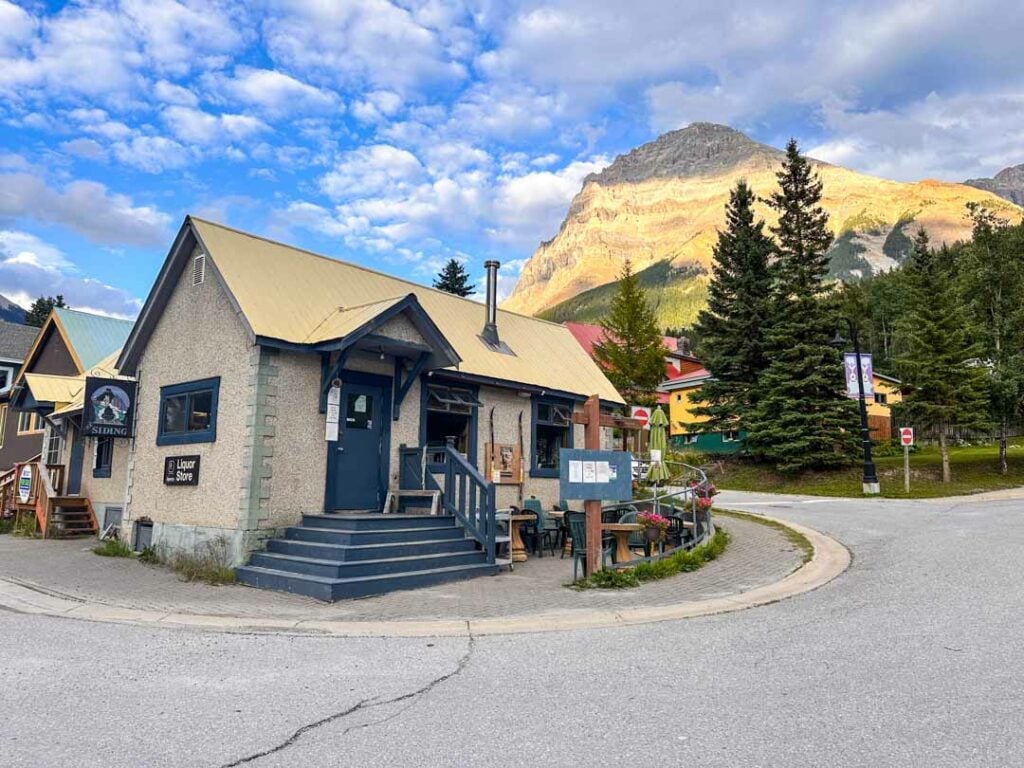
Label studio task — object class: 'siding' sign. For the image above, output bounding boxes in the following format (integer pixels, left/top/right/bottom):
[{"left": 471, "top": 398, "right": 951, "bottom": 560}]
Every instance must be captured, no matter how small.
[
  {"left": 82, "top": 377, "right": 137, "bottom": 438},
  {"left": 164, "top": 455, "right": 200, "bottom": 486}
]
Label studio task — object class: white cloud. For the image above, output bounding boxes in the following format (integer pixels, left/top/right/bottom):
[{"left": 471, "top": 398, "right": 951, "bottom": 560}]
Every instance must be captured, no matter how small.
[
  {"left": 0, "top": 172, "right": 171, "bottom": 246},
  {"left": 320, "top": 144, "right": 425, "bottom": 199},
  {"left": 112, "top": 135, "right": 192, "bottom": 173},
  {"left": 351, "top": 89, "right": 402, "bottom": 123},
  {"left": 0, "top": 230, "right": 142, "bottom": 317},
  {"left": 153, "top": 79, "right": 199, "bottom": 106},
  {"left": 262, "top": 0, "right": 469, "bottom": 94},
  {"left": 59, "top": 138, "right": 108, "bottom": 162},
  {"left": 162, "top": 105, "right": 269, "bottom": 145},
  {"left": 0, "top": 1, "right": 35, "bottom": 57},
  {"left": 207, "top": 66, "right": 340, "bottom": 115}
]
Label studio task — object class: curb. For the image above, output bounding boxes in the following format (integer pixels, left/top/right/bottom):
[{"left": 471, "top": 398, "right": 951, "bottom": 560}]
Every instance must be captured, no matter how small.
[{"left": 0, "top": 514, "right": 850, "bottom": 638}]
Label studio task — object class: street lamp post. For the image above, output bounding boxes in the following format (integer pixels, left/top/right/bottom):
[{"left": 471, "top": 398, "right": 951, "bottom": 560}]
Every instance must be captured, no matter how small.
[{"left": 831, "top": 319, "right": 880, "bottom": 495}]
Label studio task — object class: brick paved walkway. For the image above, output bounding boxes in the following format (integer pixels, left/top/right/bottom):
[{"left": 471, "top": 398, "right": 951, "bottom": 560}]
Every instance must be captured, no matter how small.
[{"left": 0, "top": 515, "right": 802, "bottom": 621}]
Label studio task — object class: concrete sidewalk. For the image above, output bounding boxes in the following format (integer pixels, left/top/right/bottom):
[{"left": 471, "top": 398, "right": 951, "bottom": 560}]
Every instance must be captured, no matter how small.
[{"left": 0, "top": 513, "right": 847, "bottom": 636}]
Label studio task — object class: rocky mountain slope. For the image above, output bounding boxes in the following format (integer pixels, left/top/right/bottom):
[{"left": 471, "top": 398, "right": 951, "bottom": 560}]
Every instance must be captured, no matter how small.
[
  {"left": 965, "top": 164, "right": 1024, "bottom": 205},
  {"left": 0, "top": 294, "right": 26, "bottom": 325},
  {"left": 503, "top": 123, "right": 1021, "bottom": 327}
]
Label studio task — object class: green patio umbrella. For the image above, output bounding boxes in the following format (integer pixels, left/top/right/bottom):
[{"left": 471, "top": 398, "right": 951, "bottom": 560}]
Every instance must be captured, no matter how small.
[{"left": 646, "top": 406, "right": 671, "bottom": 484}]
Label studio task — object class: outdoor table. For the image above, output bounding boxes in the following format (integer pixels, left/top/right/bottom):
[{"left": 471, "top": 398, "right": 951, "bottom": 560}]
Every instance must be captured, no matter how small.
[
  {"left": 508, "top": 513, "right": 537, "bottom": 563},
  {"left": 601, "top": 522, "right": 643, "bottom": 564}
]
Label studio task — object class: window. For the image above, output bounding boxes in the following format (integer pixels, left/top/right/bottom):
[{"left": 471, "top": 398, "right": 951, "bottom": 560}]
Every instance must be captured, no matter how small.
[
  {"left": 345, "top": 392, "right": 374, "bottom": 430},
  {"left": 531, "top": 397, "right": 574, "bottom": 477},
  {"left": 675, "top": 394, "right": 682, "bottom": 402},
  {"left": 44, "top": 425, "right": 62, "bottom": 465},
  {"left": 0, "top": 366, "right": 11, "bottom": 393},
  {"left": 17, "top": 411, "right": 42, "bottom": 434},
  {"left": 722, "top": 429, "right": 740, "bottom": 443},
  {"left": 157, "top": 377, "right": 219, "bottom": 446},
  {"left": 424, "top": 384, "right": 480, "bottom": 469},
  {"left": 680, "top": 433, "right": 698, "bottom": 445},
  {"left": 0, "top": 404, "right": 6, "bottom": 448},
  {"left": 874, "top": 392, "right": 888, "bottom": 405},
  {"left": 94, "top": 436, "right": 113, "bottom": 479}
]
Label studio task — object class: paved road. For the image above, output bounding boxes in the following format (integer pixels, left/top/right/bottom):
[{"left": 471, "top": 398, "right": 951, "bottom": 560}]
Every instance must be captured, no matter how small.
[{"left": 2, "top": 491, "right": 1022, "bottom": 767}]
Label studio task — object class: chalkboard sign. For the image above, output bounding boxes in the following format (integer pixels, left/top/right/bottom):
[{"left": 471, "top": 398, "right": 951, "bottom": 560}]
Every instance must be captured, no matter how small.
[
  {"left": 558, "top": 448, "right": 633, "bottom": 501},
  {"left": 164, "top": 455, "right": 200, "bottom": 486}
]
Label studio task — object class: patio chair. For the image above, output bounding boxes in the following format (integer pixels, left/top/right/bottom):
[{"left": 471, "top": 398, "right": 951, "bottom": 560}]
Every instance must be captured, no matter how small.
[
  {"left": 522, "top": 497, "right": 558, "bottom": 557},
  {"left": 565, "top": 511, "right": 613, "bottom": 581},
  {"left": 616, "top": 508, "right": 651, "bottom": 558},
  {"left": 556, "top": 500, "right": 575, "bottom": 557}
]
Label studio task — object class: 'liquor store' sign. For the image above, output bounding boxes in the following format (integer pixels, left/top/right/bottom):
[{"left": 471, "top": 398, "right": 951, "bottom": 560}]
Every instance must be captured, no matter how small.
[{"left": 164, "top": 455, "right": 200, "bottom": 486}]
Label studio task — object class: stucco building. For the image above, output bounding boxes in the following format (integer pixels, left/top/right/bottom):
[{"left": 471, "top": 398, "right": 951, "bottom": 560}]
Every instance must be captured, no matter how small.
[{"left": 115, "top": 217, "right": 624, "bottom": 588}]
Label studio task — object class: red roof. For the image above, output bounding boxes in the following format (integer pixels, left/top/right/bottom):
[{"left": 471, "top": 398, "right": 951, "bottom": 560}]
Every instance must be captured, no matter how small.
[{"left": 564, "top": 321, "right": 679, "bottom": 359}]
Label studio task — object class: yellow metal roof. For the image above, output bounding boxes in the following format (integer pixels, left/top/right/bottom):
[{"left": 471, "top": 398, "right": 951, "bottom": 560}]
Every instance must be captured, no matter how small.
[
  {"left": 23, "top": 373, "right": 83, "bottom": 407},
  {"left": 191, "top": 218, "right": 624, "bottom": 403},
  {"left": 49, "top": 351, "right": 124, "bottom": 417}
]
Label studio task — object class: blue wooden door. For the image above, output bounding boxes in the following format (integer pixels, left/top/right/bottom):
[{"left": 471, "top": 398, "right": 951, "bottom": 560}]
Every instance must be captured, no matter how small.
[
  {"left": 327, "top": 379, "right": 390, "bottom": 510},
  {"left": 66, "top": 428, "right": 85, "bottom": 495}
]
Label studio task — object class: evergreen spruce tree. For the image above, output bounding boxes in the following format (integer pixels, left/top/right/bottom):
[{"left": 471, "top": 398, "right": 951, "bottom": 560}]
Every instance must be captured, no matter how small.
[
  {"left": 24, "top": 295, "right": 67, "bottom": 327},
  {"left": 897, "top": 229, "right": 990, "bottom": 482},
  {"left": 593, "top": 260, "right": 666, "bottom": 405},
  {"left": 692, "top": 180, "right": 775, "bottom": 432},
  {"left": 745, "top": 140, "right": 858, "bottom": 471},
  {"left": 432, "top": 259, "right": 473, "bottom": 297}
]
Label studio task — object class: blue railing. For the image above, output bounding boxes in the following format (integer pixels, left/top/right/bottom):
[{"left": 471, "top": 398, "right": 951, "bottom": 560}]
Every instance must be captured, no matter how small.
[{"left": 397, "top": 442, "right": 496, "bottom": 564}]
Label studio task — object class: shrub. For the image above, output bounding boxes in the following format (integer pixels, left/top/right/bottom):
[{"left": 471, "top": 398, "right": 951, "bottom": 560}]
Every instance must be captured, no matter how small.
[
  {"left": 93, "top": 538, "right": 134, "bottom": 558},
  {"left": 137, "top": 545, "right": 161, "bottom": 564},
  {"left": 13, "top": 513, "right": 37, "bottom": 537},
  {"left": 0, "top": 517, "right": 13, "bottom": 535}
]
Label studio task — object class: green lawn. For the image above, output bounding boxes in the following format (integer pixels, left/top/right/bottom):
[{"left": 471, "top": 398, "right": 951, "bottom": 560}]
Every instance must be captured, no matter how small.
[{"left": 694, "top": 442, "right": 1024, "bottom": 499}]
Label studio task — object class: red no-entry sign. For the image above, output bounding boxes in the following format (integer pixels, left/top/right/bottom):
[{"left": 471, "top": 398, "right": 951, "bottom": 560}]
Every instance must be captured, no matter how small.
[
  {"left": 630, "top": 406, "right": 650, "bottom": 430},
  {"left": 899, "top": 427, "right": 914, "bottom": 447}
]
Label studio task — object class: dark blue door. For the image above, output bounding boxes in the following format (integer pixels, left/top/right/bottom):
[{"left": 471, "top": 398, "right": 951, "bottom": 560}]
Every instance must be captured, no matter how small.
[
  {"left": 67, "top": 428, "right": 85, "bottom": 495},
  {"left": 327, "top": 378, "right": 390, "bottom": 510}
]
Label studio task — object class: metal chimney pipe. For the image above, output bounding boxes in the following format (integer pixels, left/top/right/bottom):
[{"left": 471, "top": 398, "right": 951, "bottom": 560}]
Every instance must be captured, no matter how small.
[{"left": 482, "top": 259, "right": 500, "bottom": 345}]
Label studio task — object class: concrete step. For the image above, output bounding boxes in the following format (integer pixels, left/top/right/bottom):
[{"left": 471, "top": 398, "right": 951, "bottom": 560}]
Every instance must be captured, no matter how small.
[
  {"left": 301, "top": 513, "right": 454, "bottom": 531},
  {"left": 249, "top": 549, "right": 487, "bottom": 579},
  {"left": 235, "top": 562, "right": 500, "bottom": 602},
  {"left": 284, "top": 525, "right": 463, "bottom": 545},
  {"left": 266, "top": 536, "right": 478, "bottom": 561}
]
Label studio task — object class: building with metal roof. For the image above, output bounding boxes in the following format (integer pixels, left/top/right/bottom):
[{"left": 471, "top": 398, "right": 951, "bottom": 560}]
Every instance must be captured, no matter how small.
[{"left": 112, "top": 217, "right": 625, "bottom": 597}]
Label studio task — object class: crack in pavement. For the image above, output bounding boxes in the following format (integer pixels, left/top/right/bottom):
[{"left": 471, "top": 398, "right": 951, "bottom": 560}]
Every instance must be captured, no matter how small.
[{"left": 219, "top": 622, "right": 476, "bottom": 767}]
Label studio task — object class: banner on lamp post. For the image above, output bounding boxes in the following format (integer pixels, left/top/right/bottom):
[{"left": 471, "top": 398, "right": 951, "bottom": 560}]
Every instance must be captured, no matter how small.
[{"left": 844, "top": 353, "right": 873, "bottom": 399}]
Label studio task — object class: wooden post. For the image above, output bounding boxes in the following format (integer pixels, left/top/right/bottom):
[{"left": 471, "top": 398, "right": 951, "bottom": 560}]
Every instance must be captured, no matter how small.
[{"left": 583, "top": 395, "right": 602, "bottom": 577}]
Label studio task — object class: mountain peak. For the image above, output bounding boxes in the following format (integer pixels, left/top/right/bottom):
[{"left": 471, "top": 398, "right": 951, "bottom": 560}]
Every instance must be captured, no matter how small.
[
  {"left": 586, "top": 122, "right": 783, "bottom": 186},
  {"left": 964, "top": 163, "right": 1024, "bottom": 205}
]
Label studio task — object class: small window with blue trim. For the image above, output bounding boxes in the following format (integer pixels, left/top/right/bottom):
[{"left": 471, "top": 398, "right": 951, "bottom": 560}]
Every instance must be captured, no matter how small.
[
  {"left": 94, "top": 436, "right": 113, "bottom": 478},
  {"left": 157, "top": 377, "right": 219, "bottom": 446},
  {"left": 531, "top": 398, "right": 573, "bottom": 477}
]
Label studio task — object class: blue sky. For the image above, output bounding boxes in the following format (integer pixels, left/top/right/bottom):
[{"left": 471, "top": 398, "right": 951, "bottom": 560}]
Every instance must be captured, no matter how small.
[{"left": 1, "top": 0, "right": 1022, "bottom": 318}]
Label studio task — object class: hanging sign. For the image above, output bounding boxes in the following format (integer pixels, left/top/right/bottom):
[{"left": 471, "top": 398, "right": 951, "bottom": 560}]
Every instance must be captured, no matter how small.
[
  {"left": 18, "top": 465, "right": 32, "bottom": 503},
  {"left": 82, "top": 377, "right": 137, "bottom": 438},
  {"left": 843, "top": 353, "right": 874, "bottom": 398},
  {"left": 163, "top": 455, "right": 200, "bottom": 486}
]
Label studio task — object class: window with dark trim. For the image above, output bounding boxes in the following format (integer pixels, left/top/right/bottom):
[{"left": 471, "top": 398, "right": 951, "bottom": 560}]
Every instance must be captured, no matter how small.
[
  {"left": 722, "top": 429, "right": 740, "bottom": 443},
  {"left": 94, "top": 436, "right": 113, "bottom": 478},
  {"left": 531, "top": 398, "right": 573, "bottom": 477},
  {"left": 424, "top": 383, "right": 480, "bottom": 471},
  {"left": 157, "top": 377, "right": 220, "bottom": 446},
  {"left": 44, "top": 426, "right": 62, "bottom": 465},
  {"left": 874, "top": 392, "right": 888, "bottom": 405}
]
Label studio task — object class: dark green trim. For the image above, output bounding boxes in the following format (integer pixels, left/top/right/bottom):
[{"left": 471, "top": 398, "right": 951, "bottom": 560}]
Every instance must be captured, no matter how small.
[
  {"left": 529, "top": 393, "right": 575, "bottom": 478},
  {"left": 156, "top": 376, "right": 220, "bottom": 446}
]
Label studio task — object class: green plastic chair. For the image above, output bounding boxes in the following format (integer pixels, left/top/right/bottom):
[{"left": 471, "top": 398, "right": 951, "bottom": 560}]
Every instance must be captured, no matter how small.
[
  {"left": 523, "top": 497, "right": 558, "bottom": 557},
  {"left": 565, "top": 511, "right": 612, "bottom": 581}
]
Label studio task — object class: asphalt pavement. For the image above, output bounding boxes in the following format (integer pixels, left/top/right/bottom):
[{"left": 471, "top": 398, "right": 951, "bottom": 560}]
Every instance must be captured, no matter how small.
[{"left": 2, "top": 490, "right": 1022, "bottom": 767}]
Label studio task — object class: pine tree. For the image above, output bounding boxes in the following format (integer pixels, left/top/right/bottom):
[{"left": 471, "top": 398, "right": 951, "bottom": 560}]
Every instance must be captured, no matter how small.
[
  {"left": 692, "top": 180, "right": 775, "bottom": 432},
  {"left": 897, "top": 229, "right": 990, "bottom": 482},
  {"left": 432, "top": 259, "right": 473, "bottom": 297},
  {"left": 24, "top": 295, "right": 67, "bottom": 327},
  {"left": 745, "top": 140, "right": 858, "bottom": 471},
  {"left": 593, "top": 260, "right": 666, "bottom": 405}
]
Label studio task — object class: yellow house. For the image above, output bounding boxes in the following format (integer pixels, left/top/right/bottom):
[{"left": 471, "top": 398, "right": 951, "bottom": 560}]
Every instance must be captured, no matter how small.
[{"left": 660, "top": 368, "right": 904, "bottom": 451}]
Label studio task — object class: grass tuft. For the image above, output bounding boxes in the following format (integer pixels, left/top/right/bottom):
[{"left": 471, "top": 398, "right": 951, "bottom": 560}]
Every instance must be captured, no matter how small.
[
  {"left": 93, "top": 538, "right": 134, "bottom": 558},
  {"left": 164, "top": 538, "right": 236, "bottom": 585}
]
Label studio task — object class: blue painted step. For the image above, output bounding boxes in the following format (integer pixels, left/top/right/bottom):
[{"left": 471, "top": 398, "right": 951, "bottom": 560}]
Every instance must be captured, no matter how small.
[
  {"left": 266, "top": 536, "right": 478, "bottom": 561},
  {"left": 238, "top": 512, "right": 499, "bottom": 602},
  {"left": 249, "top": 549, "right": 486, "bottom": 578},
  {"left": 235, "top": 562, "right": 499, "bottom": 601}
]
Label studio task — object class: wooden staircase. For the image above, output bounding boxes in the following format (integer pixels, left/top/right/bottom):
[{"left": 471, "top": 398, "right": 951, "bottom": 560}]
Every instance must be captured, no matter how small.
[{"left": 6, "top": 460, "right": 98, "bottom": 538}]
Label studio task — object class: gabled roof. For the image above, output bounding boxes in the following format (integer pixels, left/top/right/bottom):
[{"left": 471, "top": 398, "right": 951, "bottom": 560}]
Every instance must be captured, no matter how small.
[
  {"left": 660, "top": 367, "right": 712, "bottom": 391},
  {"left": 0, "top": 321, "right": 38, "bottom": 362},
  {"left": 22, "top": 373, "right": 83, "bottom": 407},
  {"left": 120, "top": 218, "right": 624, "bottom": 403},
  {"left": 53, "top": 308, "right": 133, "bottom": 371}
]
